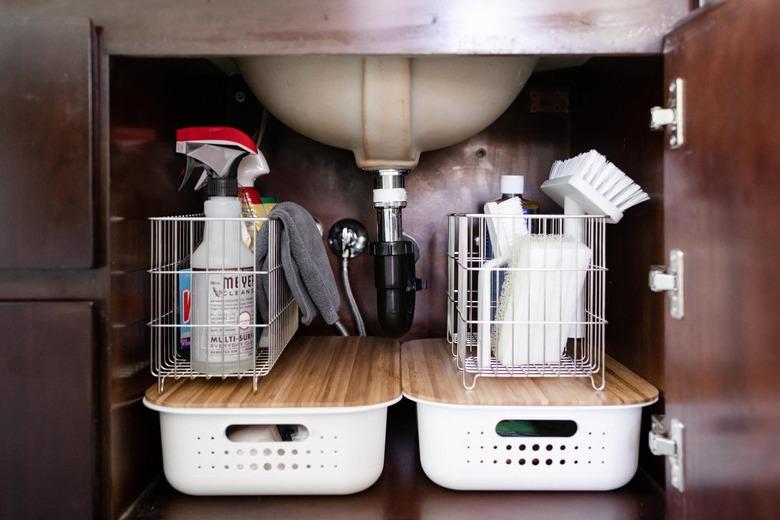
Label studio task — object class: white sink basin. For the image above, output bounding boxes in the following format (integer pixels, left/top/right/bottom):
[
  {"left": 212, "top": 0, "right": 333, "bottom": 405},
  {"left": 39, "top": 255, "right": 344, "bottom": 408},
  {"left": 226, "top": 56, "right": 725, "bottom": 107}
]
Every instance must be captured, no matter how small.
[{"left": 239, "top": 56, "right": 537, "bottom": 170}]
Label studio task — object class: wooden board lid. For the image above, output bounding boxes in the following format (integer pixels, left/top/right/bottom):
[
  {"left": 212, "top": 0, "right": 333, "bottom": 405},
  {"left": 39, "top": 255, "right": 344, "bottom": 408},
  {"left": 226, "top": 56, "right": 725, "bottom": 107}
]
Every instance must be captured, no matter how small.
[
  {"left": 145, "top": 336, "right": 400, "bottom": 409},
  {"left": 402, "top": 338, "right": 658, "bottom": 406}
]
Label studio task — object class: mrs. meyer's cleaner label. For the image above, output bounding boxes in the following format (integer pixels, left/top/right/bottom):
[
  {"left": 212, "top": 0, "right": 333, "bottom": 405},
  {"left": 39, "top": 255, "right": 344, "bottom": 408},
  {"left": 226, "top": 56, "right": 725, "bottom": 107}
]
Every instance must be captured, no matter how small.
[{"left": 192, "top": 268, "right": 254, "bottom": 364}]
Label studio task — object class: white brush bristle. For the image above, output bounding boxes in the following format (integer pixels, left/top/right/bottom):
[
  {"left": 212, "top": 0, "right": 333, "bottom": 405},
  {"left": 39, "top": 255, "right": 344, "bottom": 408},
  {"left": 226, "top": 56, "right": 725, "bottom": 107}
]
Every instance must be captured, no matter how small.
[{"left": 547, "top": 149, "right": 649, "bottom": 214}]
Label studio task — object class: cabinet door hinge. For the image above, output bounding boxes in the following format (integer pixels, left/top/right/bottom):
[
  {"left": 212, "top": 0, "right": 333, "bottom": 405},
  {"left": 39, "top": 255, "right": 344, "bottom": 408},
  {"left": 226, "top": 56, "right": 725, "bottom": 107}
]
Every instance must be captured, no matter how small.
[
  {"left": 650, "top": 78, "right": 684, "bottom": 149},
  {"left": 649, "top": 415, "right": 685, "bottom": 492},
  {"left": 649, "top": 249, "right": 684, "bottom": 319}
]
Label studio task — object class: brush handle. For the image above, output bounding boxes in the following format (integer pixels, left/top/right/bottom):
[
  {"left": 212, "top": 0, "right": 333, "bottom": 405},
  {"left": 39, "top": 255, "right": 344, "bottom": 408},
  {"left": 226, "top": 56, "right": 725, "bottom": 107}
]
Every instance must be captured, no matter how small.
[{"left": 563, "top": 197, "right": 586, "bottom": 339}]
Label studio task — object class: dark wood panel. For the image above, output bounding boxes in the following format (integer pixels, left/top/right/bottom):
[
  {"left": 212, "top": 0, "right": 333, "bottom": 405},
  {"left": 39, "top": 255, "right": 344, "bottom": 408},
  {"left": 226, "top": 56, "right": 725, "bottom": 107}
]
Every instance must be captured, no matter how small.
[
  {"left": 127, "top": 399, "right": 666, "bottom": 519},
  {"left": 0, "top": 302, "right": 96, "bottom": 519},
  {"left": 2, "top": 1, "right": 687, "bottom": 56},
  {"left": 663, "top": 1, "right": 780, "bottom": 518},
  {"left": 0, "top": 17, "right": 95, "bottom": 268},
  {"left": 570, "top": 57, "right": 666, "bottom": 389}
]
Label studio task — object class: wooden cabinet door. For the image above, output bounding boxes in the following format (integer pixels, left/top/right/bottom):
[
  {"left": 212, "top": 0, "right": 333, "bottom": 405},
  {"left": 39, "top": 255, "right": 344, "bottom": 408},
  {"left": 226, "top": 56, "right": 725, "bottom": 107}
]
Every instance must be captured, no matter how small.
[
  {"left": 662, "top": 1, "right": 780, "bottom": 518},
  {"left": 0, "top": 16, "right": 95, "bottom": 269},
  {"left": 0, "top": 302, "right": 95, "bottom": 519}
]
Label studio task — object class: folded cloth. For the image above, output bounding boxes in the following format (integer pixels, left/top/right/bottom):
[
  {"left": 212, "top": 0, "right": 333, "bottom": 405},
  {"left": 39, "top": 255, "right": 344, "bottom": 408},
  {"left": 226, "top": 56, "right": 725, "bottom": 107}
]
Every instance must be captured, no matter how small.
[{"left": 256, "top": 202, "right": 340, "bottom": 325}]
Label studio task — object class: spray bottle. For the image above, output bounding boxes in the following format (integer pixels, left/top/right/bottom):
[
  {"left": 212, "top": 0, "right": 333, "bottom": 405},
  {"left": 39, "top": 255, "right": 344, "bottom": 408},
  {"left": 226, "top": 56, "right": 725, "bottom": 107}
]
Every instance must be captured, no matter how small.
[{"left": 176, "top": 127, "right": 262, "bottom": 375}]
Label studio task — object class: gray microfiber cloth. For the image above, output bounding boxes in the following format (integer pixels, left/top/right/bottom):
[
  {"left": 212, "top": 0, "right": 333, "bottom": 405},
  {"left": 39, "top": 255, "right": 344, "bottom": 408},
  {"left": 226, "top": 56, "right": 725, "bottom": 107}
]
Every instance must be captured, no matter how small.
[{"left": 256, "top": 202, "right": 341, "bottom": 326}]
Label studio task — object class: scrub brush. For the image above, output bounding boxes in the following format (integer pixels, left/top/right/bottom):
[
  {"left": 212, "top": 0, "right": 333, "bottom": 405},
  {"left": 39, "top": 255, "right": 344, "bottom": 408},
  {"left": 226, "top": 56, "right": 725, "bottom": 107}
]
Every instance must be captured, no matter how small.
[
  {"left": 541, "top": 150, "right": 649, "bottom": 338},
  {"left": 542, "top": 149, "right": 649, "bottom": 224}
]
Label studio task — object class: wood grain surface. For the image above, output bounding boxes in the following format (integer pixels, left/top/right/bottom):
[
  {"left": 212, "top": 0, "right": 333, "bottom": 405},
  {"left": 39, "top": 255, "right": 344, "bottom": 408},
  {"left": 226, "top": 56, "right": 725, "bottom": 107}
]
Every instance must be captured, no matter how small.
[
  {"left": 0, "top": 1, "right": 688, "bottom": 56},
  {"left": 402, "top": 338, "right": 657, "bottom": 406},
  {"left": 145, "top": 336, "right": 400, "bottom": 408},
  {"left": 662, "top": 1, "right": 780, "bottom": 518}
]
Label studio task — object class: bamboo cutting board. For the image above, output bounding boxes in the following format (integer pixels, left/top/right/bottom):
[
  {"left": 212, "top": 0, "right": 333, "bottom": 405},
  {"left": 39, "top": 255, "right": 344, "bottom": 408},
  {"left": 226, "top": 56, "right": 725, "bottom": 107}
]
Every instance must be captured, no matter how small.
[
  {"left": 402, "top": 338, "right": 658, "bottom": 406},
  {"left": 145, "top": 336, "right": 400, "bottom": 408}
]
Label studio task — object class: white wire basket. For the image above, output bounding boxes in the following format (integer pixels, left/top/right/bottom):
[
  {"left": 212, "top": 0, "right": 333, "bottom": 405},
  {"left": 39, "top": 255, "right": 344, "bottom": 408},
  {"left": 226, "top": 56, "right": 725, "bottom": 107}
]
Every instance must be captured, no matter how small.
[
  {"left": 149, "top": 214, "right": 298, "bottom": 392},
  {"left": 447, "top": 213, "right": 607, "bottom": 390}
]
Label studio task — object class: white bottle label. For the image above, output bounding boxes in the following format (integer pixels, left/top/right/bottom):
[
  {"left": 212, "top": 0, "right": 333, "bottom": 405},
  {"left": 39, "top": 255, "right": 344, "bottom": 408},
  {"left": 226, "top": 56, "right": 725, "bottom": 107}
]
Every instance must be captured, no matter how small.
[{"left": 192, "top": 268, "right": 255, "bottom": 366}]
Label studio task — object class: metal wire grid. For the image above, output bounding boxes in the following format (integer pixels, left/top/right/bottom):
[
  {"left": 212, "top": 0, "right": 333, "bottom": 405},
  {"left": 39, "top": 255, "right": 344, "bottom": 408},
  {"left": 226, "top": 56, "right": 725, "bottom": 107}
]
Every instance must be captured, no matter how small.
[
  {"left": 446, "top": 214, "right": 607, "bottom": 390},
  {"left": 149, "top": 215, "right": 298, "bottom": 392}
]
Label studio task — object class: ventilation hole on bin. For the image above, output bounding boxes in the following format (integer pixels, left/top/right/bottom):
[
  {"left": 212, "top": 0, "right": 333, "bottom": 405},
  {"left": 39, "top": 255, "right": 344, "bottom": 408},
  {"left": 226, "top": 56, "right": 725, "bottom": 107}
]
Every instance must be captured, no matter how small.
[
  {"left": 588, "top": 446, "right": 592, "bottom": 450},
  {"left": 546, "top": 444, "right": 553, "bottom": 451},
  {"left": 197, "top": 436, "right": 201, "bottom": 440},
  {"left": 237, "top": 449, "right": 244, "bottom": 456},
  {"left": 602, "top": 432, "right": 606, "bottom": 436},
  {"left": 493, "top": 445, "right": 498, "bottom": 450},
  {"left": 210, "top": 451, "right": 215, "bottom": 455},
  {"left": 493, "top": 460, "right": 497, "bottom": 464},
  {"left": 532, "top": 459, "right": 539, "bottom": 465},
  {"left": 237, "top": 464, "right": 244, "bottom": 470},
  {"left": 278, "top": 463, "right": 285, "bottom": 470},
  {"left": 250, "top": 449, "right": 257, "bottom": 456},
  {"left": 292, "top": 449, "right": 298, "bottom": 455},
  {"left": 560, "top": 445, "right": 566, "bottom": 451},
  {"left": 224, "top": 450, "right": 229, "bottom": 455},
  {"left": 292, "top": 464, "right": 298, "bottom": 470},
  {"left": 224, "top": 465, "right": 229, "bottom": 469},
  {"left": 505, "top": 459, "right": 511, "bottom": 465},
  {"left": 210, "top": 436, "right": 215, "bottom": 440},
  {"left": 264, "top": 463, "right": 272, "bottom": 471},
  {"left": 574, "top": 446, "right": 579, "bottom": 450},
  {"left": 545, "top": 459, "right": 552, "bottom": 465},
  {"left": 333, "top": 435, "right": 338, "bottom": 440},
  {"left": 320, "top": 465, "right": 324, "bottom": 469},
  {"left": 210, "top": 465, "right": 215, "bottom": 470},
  {"left": 560, "top": 460, "right": 565, "bottom": 465},
  {"left": 320, "top": 450, "right": 324, "bottom": 454},
  {"left": 588, "top": 432, "right": 592, "bottom": 436},
  {"left": 197, "top": 466, "right": 202, "bottom": 470},
  {"left": 602, "top": 446, "right": 606, "bottom": 450},
  {"left": 250, "top": 463, "right": 258, "bottom": 471},
  {"left": 263, "top": 448, "right": 271, "bottom": 456},
  {"left": 277, "top": 449, "right": 285, "bottom": 456},
  {"left": 466, "top": 460, "right": 470, "bottom": 464},
  {"left": 519, "top": 459, "right": 526, "bottom": 465},
  {"left": 197, "top": 451, "right": 201, "bottom": 455},
  {"left": 334, "top": 450, "right": 338, "bottom": 454},
  {"left": 306, "top": 450, "right": 311, "bottom": 454},
  {"left": 519, "top": 444, "right": 526, "bottom": 451},
  {"left": 588, "top": 461, "right": 592, "bottom": 464},
  {"left": 506, "top": 445, "right": 512, "bottom": 450},
  {"left": 334, "top": 465, "right": 338, "bottom": 469},
  {"left": 320, "top": 435, "right": 324, "bottom": 440},
  {"left": 480, "top": 460, "right": 484, "bottom": 464},
  {"left": 532, "top": 444, "right": 540, "bottom": 451},
  {"left": 602, "top": 461, "right": 605, "bottom": 464},
  {"left": 306, "top": 464, "right": 311, "bottom": 469},
  {"left": 467, "top": 446, "right": 470, "bottom": 449}
]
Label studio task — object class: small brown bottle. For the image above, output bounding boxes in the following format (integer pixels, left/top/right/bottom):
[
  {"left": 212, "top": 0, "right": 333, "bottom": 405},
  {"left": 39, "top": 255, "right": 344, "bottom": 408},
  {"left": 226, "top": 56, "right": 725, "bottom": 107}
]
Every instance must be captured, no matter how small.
[{"left": 496, "top": 175, "right": 540, "bottom": 214}]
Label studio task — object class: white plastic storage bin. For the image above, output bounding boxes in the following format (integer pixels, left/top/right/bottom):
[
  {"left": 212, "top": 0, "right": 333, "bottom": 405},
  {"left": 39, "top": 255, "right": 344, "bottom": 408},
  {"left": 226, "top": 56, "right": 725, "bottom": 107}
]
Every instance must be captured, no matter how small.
[
  {"left": 402, "top": 339, "right": 658, "bottom": 491},
  {"left": 412, "top": 401, "right": 650, "bottom": 491},
  {"left": 144, "top": 401, "right": 400, "bottom": 495},
  {"left": 144, "top": 336, "right": 402, "bottom": 495}
]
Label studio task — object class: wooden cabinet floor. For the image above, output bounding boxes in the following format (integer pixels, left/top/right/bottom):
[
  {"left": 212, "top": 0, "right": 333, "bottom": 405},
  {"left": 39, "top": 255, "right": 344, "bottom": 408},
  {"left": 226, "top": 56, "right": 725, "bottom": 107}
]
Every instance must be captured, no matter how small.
[{"left": 127, "top": 400, "right": 665, "bottom": 520}]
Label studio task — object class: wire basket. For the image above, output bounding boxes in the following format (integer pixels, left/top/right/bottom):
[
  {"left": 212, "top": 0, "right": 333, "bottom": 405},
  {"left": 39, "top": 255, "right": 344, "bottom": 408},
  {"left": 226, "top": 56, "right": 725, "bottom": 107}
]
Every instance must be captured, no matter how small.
[
  {"left": 447, "top": 214, "right": 607, "bottom": 390},
  {"left": 149, "top": 214, "right": 298, "bottom": 392}
]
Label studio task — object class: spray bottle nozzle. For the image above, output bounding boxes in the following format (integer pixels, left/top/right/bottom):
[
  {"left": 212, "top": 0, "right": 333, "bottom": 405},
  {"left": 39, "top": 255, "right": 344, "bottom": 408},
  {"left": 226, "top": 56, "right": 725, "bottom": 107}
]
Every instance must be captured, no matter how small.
[{"left": 175, "top": 127, "right": 269, "bottom": 192}]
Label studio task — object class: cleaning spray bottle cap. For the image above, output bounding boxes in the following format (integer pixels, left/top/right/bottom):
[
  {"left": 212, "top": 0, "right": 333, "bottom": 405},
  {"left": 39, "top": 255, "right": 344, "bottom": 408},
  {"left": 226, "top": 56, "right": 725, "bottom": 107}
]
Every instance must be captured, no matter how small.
[
  {"left": 501, "top": 175, "right": 525, "bottom": 195},
  {"left": 207, "top": 177, "right": 238, "bottom": 198},
  {"left": 175, "top": 127, "right": 268, "bottom": 191}
]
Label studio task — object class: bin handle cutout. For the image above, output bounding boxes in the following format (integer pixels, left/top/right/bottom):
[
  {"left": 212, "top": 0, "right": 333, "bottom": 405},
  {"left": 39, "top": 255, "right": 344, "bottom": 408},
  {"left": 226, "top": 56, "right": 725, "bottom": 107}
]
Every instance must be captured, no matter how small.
[
  {"left": 495, "top": 420, "right": 577, "bottom": 437},
  {"left": 226, "top": 424, "right": 309, "bottom": 442}
]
